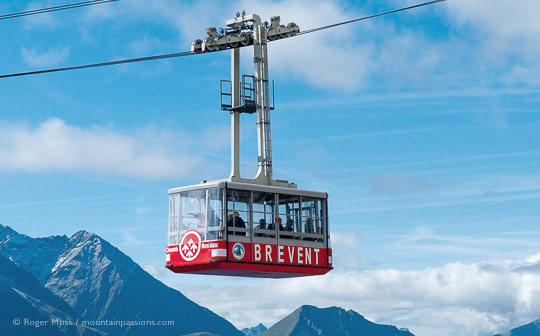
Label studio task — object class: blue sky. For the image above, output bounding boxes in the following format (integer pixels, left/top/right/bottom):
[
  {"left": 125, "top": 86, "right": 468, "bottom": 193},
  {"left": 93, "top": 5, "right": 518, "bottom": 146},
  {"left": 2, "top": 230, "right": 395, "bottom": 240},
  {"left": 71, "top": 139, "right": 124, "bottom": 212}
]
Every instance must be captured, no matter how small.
[{"left": 1, "top": 1, "right": 540, "bottom": 335}]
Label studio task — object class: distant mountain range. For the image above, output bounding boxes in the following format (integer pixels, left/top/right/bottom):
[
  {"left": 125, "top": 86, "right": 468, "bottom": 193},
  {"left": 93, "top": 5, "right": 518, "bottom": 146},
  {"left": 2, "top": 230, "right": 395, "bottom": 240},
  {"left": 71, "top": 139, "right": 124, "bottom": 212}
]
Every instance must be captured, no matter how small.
[
  {"left": 0, "top": 252, "right": 105, "bottom": 336},
  {"left": 3, "top": 224, "right": 538, "bottom": 336},
  {"left": 0, "top": 224, "right": 241, "bottom": 336},
  {"left": 259, "top": 305, "right": 414, "bottom": 336},
  {"left": 242, "top": 323, "right": 267, "bottom": 335}
]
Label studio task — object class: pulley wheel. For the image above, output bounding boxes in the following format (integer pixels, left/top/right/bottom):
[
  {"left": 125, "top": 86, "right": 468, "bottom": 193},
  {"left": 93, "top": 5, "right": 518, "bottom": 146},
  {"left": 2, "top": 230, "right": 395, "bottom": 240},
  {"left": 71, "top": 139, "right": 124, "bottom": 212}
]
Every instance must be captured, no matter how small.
[{"left": 287, "top": 22, "right": 298, "bottom": 36}]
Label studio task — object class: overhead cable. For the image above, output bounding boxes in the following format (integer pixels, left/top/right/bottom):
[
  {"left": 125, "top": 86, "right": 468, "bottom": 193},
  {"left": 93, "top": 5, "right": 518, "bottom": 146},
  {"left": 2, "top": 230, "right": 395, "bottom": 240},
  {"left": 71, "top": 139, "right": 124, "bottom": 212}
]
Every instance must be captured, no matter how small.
[
  {"left": 0, "top": 0, "right": 447, "bottom": 79},
  {"left": 0, "top": 51, "right": 194, "bottom": 79},
  {"left": 0, "top": 0, "right": 119, "bottom": 21},
  {"left": 298, "top": 0, "right": 447, "bottom": 35}
]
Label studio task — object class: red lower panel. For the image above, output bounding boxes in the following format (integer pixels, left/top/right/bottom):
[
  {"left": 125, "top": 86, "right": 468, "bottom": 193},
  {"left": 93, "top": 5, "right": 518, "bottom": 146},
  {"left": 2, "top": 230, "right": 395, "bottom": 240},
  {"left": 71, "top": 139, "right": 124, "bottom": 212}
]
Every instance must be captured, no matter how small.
[
  {"left": 166, "top": 231, "right": 333, "bottom": 278},
  {"left": 167, "top": 261, "right": 332, "bottom": 278}
]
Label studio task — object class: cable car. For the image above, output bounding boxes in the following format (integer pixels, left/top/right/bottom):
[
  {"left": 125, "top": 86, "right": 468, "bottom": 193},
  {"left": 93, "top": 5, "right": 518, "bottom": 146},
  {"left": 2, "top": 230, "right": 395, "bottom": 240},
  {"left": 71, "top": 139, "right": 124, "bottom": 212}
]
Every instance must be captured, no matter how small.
[
  {"left": 166, "top": 181, "right": 331, "bottom": 278},
  {"left": 165, "top": 13, "right": 332, "bottom": 278}
]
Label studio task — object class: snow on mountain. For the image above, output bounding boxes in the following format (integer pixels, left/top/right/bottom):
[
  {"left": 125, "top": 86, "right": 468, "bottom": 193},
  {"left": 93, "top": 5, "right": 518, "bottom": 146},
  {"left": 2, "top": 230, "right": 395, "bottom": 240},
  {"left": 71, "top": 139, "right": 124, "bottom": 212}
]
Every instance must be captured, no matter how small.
[
  {"left": 0, "top": 224, "right": 69, "bottom": 283},
  {"left": 0, "top": 225, "right": 242, "bottom": 336},
  {"left": 0, "top": 224, "right": 421, "bottom": 336},
  {"left": 260, "top": 305, "right": 415, "bottom": 336},
  {"left": 0, "top": 253, "right": 106, "bottom": 336}
]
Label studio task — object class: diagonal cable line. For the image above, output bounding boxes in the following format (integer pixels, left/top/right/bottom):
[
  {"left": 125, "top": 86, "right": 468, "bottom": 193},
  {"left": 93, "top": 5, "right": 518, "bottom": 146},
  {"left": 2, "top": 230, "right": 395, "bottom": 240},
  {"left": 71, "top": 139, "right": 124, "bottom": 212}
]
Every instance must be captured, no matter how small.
[
  {"left": 0, "top": 0, "right": 447, "bottom": 79},
  {"left": 0, "top": 51, "right": 195, "bottom": 79},
  {"left": 298, "top": 0, "right": 447, "bottom": 35},
  {"left": 0, "top": 0, "right": 119, "bottom": 20}
]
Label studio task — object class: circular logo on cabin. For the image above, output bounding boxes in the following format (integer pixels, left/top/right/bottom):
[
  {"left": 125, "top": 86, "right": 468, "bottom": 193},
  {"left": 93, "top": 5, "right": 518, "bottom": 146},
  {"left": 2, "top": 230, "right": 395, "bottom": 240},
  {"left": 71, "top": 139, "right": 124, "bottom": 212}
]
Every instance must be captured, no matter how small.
[
  {"left": 232, "top": 243, "right": 245, "bottom": 260},
  {"left": 179, "top": 230, "right": 202, "bottom": 262}
]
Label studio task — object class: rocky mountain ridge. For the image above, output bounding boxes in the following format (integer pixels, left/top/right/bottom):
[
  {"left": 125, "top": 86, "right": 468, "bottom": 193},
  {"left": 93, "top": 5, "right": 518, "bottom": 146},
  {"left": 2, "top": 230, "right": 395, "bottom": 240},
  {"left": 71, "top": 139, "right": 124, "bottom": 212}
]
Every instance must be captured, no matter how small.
[
  {"left": 259, "top": 305, "right": 414, "bottom": 336},
  {"left": 0, "top": 224, "right": 242, "bottom": 336}
]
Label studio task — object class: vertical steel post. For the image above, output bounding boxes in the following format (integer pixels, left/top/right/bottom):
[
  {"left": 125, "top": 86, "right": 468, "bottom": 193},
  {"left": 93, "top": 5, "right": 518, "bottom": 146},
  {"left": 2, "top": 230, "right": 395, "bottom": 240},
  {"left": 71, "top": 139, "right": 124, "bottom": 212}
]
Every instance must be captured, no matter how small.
[
  {"left": 230, "top": 48, "right": 241, "bottom": 179},
  {"left": 252, "top": 15, "right": 273, "bottom": 183}
]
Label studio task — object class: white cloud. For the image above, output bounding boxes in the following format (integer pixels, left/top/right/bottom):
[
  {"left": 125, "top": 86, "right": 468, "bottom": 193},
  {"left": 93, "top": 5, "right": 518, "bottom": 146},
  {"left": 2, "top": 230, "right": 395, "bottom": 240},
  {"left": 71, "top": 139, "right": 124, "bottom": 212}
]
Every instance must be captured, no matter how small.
[
  {"left": 175, "top": 253, "right": 540, "bottom": 336},
  {"left": 17, "top": 0, "right": 531, "bottom": 93},
  {"left": 70, "top": 0, "right": 540, "bottom": 90},
  {"left": 233, "top": 0, "right": 374, "bottom": 90},
  {"left": 0, "top": 118, "right": 222, "bottom": 179},
  {"left": 332, "top": 229, "right": 362, "bottom": 249},
  {"left": 23, "top": 2, "right": 58, "bottom": 30},
  {"left": 237, "top": 0, "right": 540, "bottom": 89},
  {"left": 446, "top": 0, "right": 540, "bottom": 41},
  {"left": 444, "top": 0, "right": 540, "bottom": 86},
  {"left": 21, "top": 47, "right": 70, "bottom": 68},
  {"left": 127, "top": 35, "right": 169, "bottom": 55}
]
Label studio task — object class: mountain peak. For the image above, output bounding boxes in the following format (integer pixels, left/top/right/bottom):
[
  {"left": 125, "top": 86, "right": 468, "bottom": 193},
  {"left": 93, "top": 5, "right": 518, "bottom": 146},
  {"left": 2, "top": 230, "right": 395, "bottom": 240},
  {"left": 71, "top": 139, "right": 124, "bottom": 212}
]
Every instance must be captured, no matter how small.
[
  {"left": 7, "top": 228, "right": 244, "bottom": 336},
  {"left": 0, "top": 226, "right": 70, "bottom": 283},
  {"left": 0, "top": 224, "right": 22, "bottom": 242},
  {"left": 495, "top": 318, "right": 540, "bottom": 336},
  {"left": 242, "top": 323, "right": 268, "bottom": 335},
  {"left": 261, "top": 305, "right": 414, "bottom": 336},
  {"left": 70, "top": 229, "right": 97, "bottom": 242}
]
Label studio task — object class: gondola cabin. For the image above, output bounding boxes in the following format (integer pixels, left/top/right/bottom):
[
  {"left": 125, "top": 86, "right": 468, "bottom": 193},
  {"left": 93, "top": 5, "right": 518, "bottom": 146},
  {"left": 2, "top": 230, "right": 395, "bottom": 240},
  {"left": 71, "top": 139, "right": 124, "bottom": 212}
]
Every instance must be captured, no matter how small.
[
  {"left": 167, "top": 13, "right": 333, "bottom": 278},
  {"left": 166, "top": 181, "right": 332, "bottom": 278}
]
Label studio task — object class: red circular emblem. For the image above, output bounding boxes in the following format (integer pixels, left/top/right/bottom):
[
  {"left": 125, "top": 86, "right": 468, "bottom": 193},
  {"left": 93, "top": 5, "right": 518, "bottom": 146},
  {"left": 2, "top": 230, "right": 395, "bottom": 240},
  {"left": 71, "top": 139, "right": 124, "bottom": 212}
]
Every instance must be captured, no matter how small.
[{"left": 179, "top": 230, "right": 202, "bottom": 262}]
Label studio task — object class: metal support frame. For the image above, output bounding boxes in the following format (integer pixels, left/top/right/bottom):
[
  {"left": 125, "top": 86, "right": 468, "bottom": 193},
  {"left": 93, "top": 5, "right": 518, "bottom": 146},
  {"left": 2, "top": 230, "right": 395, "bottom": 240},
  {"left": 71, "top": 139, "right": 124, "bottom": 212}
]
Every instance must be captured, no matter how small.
[
  {"left": 230, "top": 48, "right": 241, "bottom": 180},
  {"left": 216, "top": 13, "right": 296, "bottom": 189},
  {"left": 252, "top": 15, "right": 273, "bottom": 182}
]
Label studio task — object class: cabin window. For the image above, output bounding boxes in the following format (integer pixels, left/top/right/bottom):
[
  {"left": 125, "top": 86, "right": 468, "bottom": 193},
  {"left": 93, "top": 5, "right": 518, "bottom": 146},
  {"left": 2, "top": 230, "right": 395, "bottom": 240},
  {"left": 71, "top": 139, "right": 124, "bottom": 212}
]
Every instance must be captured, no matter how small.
[
  {"left": 253, "top": 191, "right": 276, "bottom": 238},
  {"left": 168, "top": 188, "right": 224, "bottom": 243},
  {"left": 278, "top": 194, "right": 301, "bottom": 238},
  {"left": 226, "top": 189, "right": 250, "bottom": 236},
  {"left": 169, "top": 187, "right": 327, "bottom": 246},
  {"left": 207, "top": 188, "right": 224, "bottom": 240},
  {"left": 300, "top": 197, "right": 322, "bottom": 240},
  {"left": 168, "top": 193, "right": 180, "bottom": 245}
]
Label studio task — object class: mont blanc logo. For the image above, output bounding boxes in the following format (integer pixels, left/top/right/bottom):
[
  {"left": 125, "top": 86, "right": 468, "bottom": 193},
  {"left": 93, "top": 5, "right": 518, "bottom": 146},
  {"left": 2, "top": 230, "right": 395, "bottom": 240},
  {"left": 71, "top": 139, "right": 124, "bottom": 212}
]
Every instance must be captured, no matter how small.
[
  {"left": 232, "top": 243, "right": 245, "bottom": 260},
  {"left": 179, "top": 230, "right": 202, "bottom": 262}
]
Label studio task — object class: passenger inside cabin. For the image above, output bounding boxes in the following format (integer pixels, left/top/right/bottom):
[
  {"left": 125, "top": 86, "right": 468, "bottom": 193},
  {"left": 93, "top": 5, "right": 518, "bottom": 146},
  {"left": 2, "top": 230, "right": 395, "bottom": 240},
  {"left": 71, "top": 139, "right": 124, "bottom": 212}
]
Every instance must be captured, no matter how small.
[
  {"left": 207, "top": 207, "right": 220, "bottom": 240},
  {"left": 305, "top": 218, "right": 314, "bottom": 234},
  {"left": 277, "top": 217, "right": 284, "bottom": 230},
  {"left": 304, "top": 218, "right": 315, "bottom": 241},
  {"left": 284, "top": 219, "right": 294, "bottom": 232},
  {"left": 257, "top": 219, "right": 266, "bottom": 229},
  {"left": 227, "top": 211, "right": 246, "bottom": 236},
  {"left": 196, "top": 213, "right": 206, "bottom": 239},
  {"left": 255, "top": 219, "right": 266, "bottom": 237},
  {"left": 268, "top": 217, "right": 283, "bottom": 231},
  {"left": 281, "top": 218, "right": 294, "bottom": 239}
]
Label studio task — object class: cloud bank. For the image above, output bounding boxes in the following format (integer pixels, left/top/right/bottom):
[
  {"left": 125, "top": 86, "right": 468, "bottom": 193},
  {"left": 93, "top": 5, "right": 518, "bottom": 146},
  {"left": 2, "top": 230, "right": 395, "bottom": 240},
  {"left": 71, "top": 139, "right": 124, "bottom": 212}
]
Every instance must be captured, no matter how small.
[
  {"left": 177, "top": 253, "right": 540, "bottom": 336},
  {"left": 53, "top": 0, "right": 540, "bottom": 90},
  {"left": 0, "top": 118, "right": 227, "bottom": 179}
]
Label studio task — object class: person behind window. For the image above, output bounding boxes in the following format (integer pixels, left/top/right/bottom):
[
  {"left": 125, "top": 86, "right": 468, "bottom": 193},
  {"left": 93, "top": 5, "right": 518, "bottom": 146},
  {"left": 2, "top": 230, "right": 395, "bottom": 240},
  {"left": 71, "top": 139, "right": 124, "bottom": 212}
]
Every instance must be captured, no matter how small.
[
  {"left": 304, "top": 218, "right": 316, "bottom": 241},
  {"left": 227, "top": 211, "right": 246, "bottom": 236},
  {"left": 196, "top": 213, "right": 206, "bottom": 240},
  {"left": 268, "top": 217, "right": 283, "bottom": 232},
  {"left": 256, "top": 219, "right": 266, "bottom": 229},
  {"left": 255, "top": 219, "right": 266, "bottom": 237},
  {"left": 276, "top": 217, "right": 284, "bottom": 231},
  {"left": 284, "top": 218, "right": 294, "bottom": 232},
  {"left": 227, "top": 211, "right": 234, "bottom": 233},
  {"left": 305, "top": 218, "right": 314, "bottom": 234},
  {"left": 207, "top": 207, "right": 220, "bottom": 240},
  {"left": 281, "top": 218, "right": 294, "bottom": 239}
]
